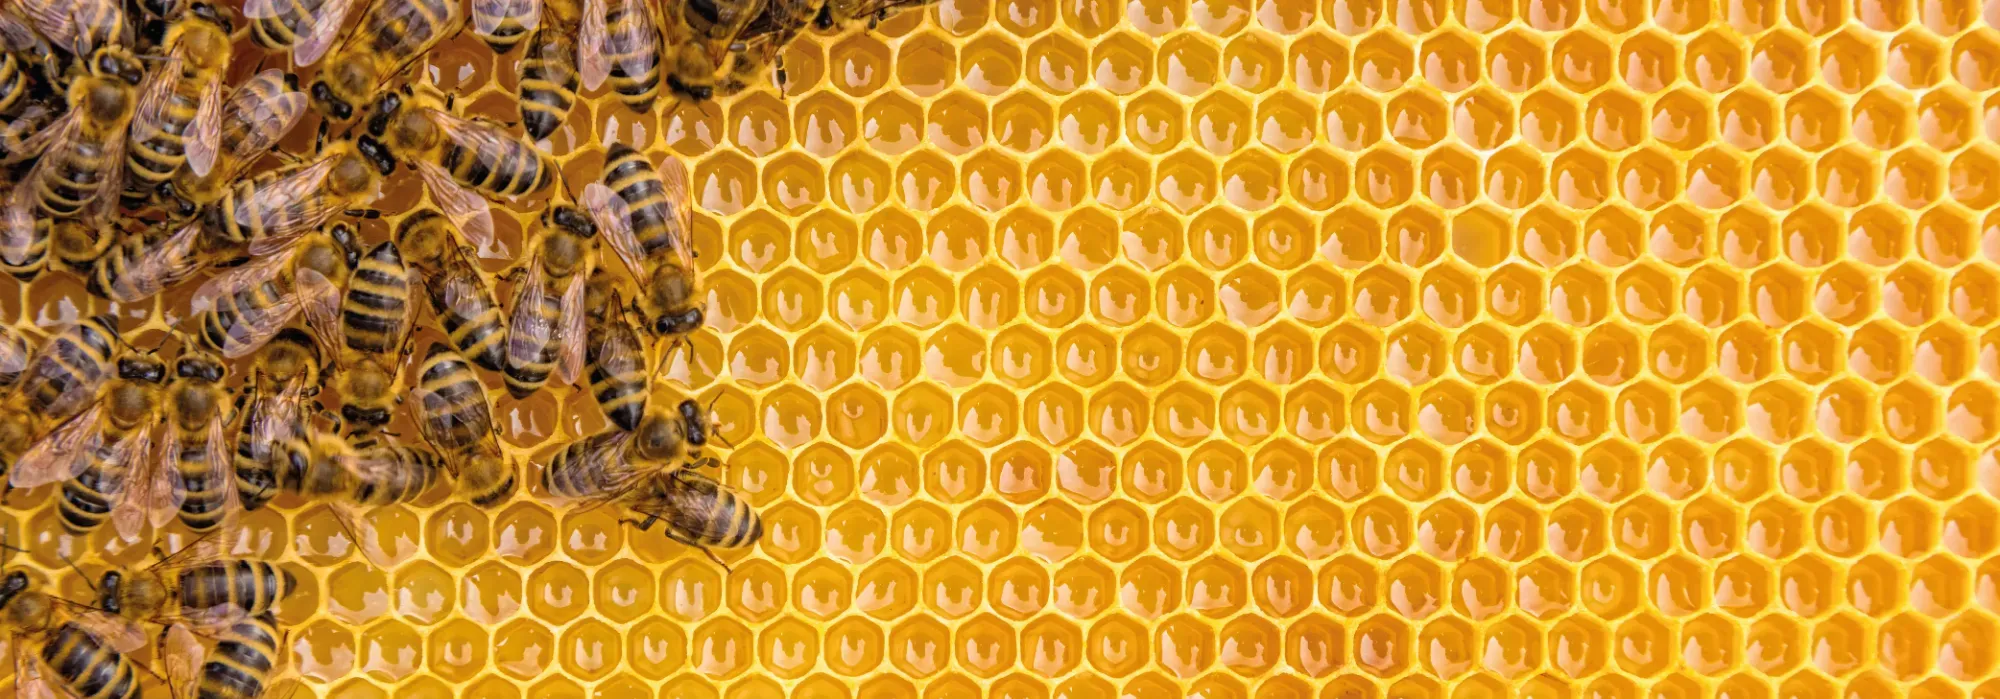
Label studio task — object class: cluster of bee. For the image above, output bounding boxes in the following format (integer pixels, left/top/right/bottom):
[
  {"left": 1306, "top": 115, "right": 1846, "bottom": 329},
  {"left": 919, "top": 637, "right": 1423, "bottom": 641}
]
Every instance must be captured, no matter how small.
[{"left": 0, "top": 0, "right": 938, "bottom": 689}]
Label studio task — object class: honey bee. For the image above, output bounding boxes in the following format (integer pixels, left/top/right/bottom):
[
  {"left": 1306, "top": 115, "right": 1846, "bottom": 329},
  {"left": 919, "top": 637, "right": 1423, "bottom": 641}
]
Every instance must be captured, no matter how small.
[
  {"left": 472, "top": 0, "right": 540, "bottom": 52},
  {"left": 245, "top": 0, "right": 360, "bottom": 66},
  {"left": 583, "top": 144, "right": 705, "bottom": 356},
  {"left": 653, "top": 0, "right": 764, "bottom": 103},
  {"left": 361, "top": 79, "right": 557, "bottom": 254},
  {"left": 198, "top": 138, "right": 383, "bottom": 254},
  {"left": 124, "top": 3, "right": 231, "bottom": 200},
  {"left": 86, "top": 221, "right": 207, "bottom": 303},
  {"left": 583, "top": 272, "right": 647, "bottom": 431},
  {"left": 0, "top": 315, "right": 126, "bottom": 476},
  {"left": 516, "top": 0, "right": 581, "bottom": 140},
  {"left": 182, "top": 223, "right": 356, "bottom": 359},
  {"left": 10, "top": 0, "right": 129, "bottom": 58},
  {"left": 0, "top": 14, "right": 56, "bottom": 101},
  {"left": 0, "top": 219, "right": 50, "bottom": 280},
  {"left": 10, "top": 352, "right": 179, "bottom": 542},
  {"left": 501, "top": 203, "right": 593, "bottom": 397},
  {"left": 186, "top": 612, "right": 285, "bottom": 699},
  {"left": 270, "top": 412, "right": 445, "bottom": 565},
  {"left": 163, "top": 69, "right": 308, "bottom": 215},
  {"left": 579, "top": 0, "right": 665, "bottom": 109},
  {"left": 627, "top": 467, "right": 763, "bottom": 566},
  {"left": 394, "top": 210, "right": 507, "bottom": 372},
  {"left": 1, "top": 567, "right": 147, "bottom": 699},
  {"left": 0, "top": 48, "right": 146, "bottom": 256},
  {"left": 539, "top": 399, "right": 713, "bottom": 502},
  {"left": 412, "top": 343, "right": 517, "bottom": 505},
  {"left": 306, "top": 0, "right": 466, "bottom": 120},
  {"left": 0, "top": 570, "right": 68, "bottom": 698},
  {"left": 160, "top": 346, "right": 236, "bottom": 532},
  {"left": 318, "top": 240, "right": 416, "bottom": 431}
]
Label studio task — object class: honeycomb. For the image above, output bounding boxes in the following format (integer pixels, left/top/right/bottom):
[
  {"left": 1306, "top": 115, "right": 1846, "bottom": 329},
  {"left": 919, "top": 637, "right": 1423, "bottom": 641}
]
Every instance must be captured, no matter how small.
[{"left": 5, "top": 0, "right": 2000, "bottom": 696}]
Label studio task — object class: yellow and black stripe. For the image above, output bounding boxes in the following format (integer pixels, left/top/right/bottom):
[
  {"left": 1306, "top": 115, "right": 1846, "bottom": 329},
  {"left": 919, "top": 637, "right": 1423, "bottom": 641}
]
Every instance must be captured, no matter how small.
[
  {"left": 416, "top": 342, "right": 490, "bottom": 449},
  {"left": 603, "top": 1, "right": 663, "bottom": 111},
  {"left": 587, "top": 298, "right": 648, "bottom": 431},
  {"left": 341, "top": 241, "right": 413, "bottom": 354},
  {"left": 17, "top": 314, "right": 122, "bottom": 418},
  {"left": 517, "top": 25, "right": 579, "bottom": 140},
  {"left": 179, "top": 560, "right": 295, "bottom": 618},
  {"left": 199, "top": 612, "right": 282, "bottom": 699},
  {"left": 442, "top": 123, "right": 556, "bottom": 199},
  {"left": 40, "top": 622, "right": 141, "bottom": 699}
]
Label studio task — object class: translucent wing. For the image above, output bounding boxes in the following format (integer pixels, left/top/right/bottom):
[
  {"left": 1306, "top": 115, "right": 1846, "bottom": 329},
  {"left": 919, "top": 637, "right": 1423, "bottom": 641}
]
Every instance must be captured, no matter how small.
[
  {"left": 107, "top": 224, "right": 203, "bottom": 303},
  {"left": 231, "top": 156, "right": 340, "bottom": 253},
  {"left": 507, "top": 252, "right": 556, "bottom": 372},
  {"left": 658, "top": 156, "right": 697, "bottom": 271},
  {"left": 0, "top": 327, "right": 29, "bottom": 377},
  {"left": 473, "top": 0, "right": 542, "bottom": 37},
  {"left": 185, "top": 77, "right": 223, "bottom": 176},
  {"left": 132, "top": 57, "right": 185, "bottom": 154},
  {"left": 110, "top": 425, "right": 170, "bottom": 543},
  {"left": 606, "top": 0, "right": 662, "bottom": 89},
  {"left": 411, "top": 385, "right": 493, "bottom": 454},
  {"left": 222, "top": 70, "right": 308, "bottom": 163},
  {"left": 10, "top": 404, "right": 104, "bottom": 489},
  {"left": 292, "top": 0, "right": 359, "bottom": 65},
  {"left": 416, "top": 160, "right": 496, "bottom": 257},
  {"left": 161, "top": 624, "right": 205, "bottom": 696},
  {"left": 578, "top": 0, "right": 610, "bottom": 89},
  {"left": 207, "top": 416, "right": 242, "bottom": 518},
  {"left": 1, "top": 105, "right": 75, "bottom": 166},
  {"left": 581, "top": 182, "right": 644, "bottom": 279},
  {"left": 72, "top": 611, "right": 146, "bottom": 654},
  {"left": 555, "top": 272, "right": 587, "bottom": 385},
  {"left": 241, "top": 0, "right": 282, "bottom": 18},
  {"left": 295, "top": 268, "right": 344, "bottom": 358},
  {"left": 329, "top": 501, "right": 399, "bottom": 568},
  {"left": 0, "top": 192, "right": 38, "bottom": 267},
  {"left": 438, "top": 254, "right": 501, "bottom": 331},
  {"left": 429, "top": 112, "right": 550, "bottom": 202},
  {"left": 12, "top": 638, "right": 55, "bottom": 699},
  {"left": 81, "top": 132, "right": 127, "bottom": 225},
  {"left": 188, "top": 247, "right": 290, "bottom": 316}
]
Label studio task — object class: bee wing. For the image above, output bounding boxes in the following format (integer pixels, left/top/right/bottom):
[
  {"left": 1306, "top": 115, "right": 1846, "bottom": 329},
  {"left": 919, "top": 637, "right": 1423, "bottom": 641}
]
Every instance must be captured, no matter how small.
[
  {"left": 555, "top": 272, "right": 588, "bottom": 386},
  {"left": 658, "top": 156, "right": 697, "bottom": 271},
  {"left": 608, "top": 0, "right": 661, "bottom": 85},
  {"left": 578, "top": 0, "right": 610, "bottom": 90},
  {"left": 292, "top": 0, "right": 360, "bottom": 65},
  {"left": 1, "top": 105, "right": 75, "bottom": 166},
  {"left": 438, "top": 257, "right": 500, "bottom": 329},
  {"left": 11, "top": 637, "right": 55, "bottom": 699},
  {"left": 72, "top": 611, "right": 147, "bottom": 654},
  {"left": 233, "top": 157, "right": 340, "bottom": 253},
  {"left": 223, "top": 70, "right": 308, "bottom": 163},
  {"left": 110, "top": 425, "right": 168, "bottom": 543},
  {"left": 0, "top": 197, "right": 36, "bottom": 268},
  {"left": 10, "top": 404, "right": 105, "bottom": 489},
  {"left": 185, "top": 77, "right": 224, "bottom": 177},
  {"left": 415, "top": 160, "right": 497, "bottom": 258},
  {"left": 474, "top": 0, "right": 541, "bottom": 38},
  {"left": 162, "top": 623, "right": 206, "bottom": 695},
  {"left": 507, "top": 250, "right": 556, "bottom": 356},
  {"left": 581, "top": 182, "right": 645, "bottom": 279},
  {"left": 0, "top": 328, "right": 29, "bottom": 377},
  {"left": 188, "top": 246, "right": 290, "bottom": 316},
  {"left": 108, "top": 223, "right": 204, "bottom": 303},
  {"left": 207, "top": 415, "right": 242, "bottom": 518},
  {"left": 295, "top": 268, "right": 345, "bottom": 358},
  {"left": 133, "top": 56, "right": 183, "bottom": 137},
  {"left": 429, "top": 111, "right": 544, "bottom": 204},
  {"left": 329, "top": 501, "right": 401, "bottom": 568}
]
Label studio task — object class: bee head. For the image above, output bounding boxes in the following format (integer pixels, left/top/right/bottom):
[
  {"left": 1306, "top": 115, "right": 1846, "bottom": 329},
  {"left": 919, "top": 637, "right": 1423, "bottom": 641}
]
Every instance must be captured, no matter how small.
[
  {"left": 90, "top": 47, "right": 145, "bottom": 86},
  {"left": 175, "top": 351, "right": 227, "bottom": 383},
  {"left": 678, "top": 399, "right": 707, "bottom": 448},
  {"left": 653, "top": 307, "right": 704, "bottom": 336},
  {"left": 118, "top": 354, "right": 168, "bottom": 383},
  {"left": 547, "top": 205, "right": 596, "bottom": 238},
  {"left": 328, "top": 222, "right": 364, "bottom": 269},
  {"left": 355, "top": 135, "right": 397, "bottom": 176},
  {"left": 188, "top": 2, "right": 231, "bottom": 33},
  {"left": 311, "top": 80, "right": 354, "bottom": 121},
  {"left": 154, "top": 180, "right": 200, "bottom": 219},
  {"left": 0, "top": 571, "right": 29, "bottom": 610},
  {"left": 365, "top": 92, "right": 401, "bottom": 139},
  {"left": 98, "top": 571, "right": 123, "bottom": 613}
]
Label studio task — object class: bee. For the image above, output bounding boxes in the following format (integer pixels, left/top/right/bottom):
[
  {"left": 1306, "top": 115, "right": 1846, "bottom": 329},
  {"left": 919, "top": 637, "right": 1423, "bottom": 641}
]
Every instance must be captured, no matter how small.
[
  {"left": 124, "top": 3, "right": 232, "bottom": 199},
  {"left": 710, "top": 0, "right": 827, "bottom": 97},
  {"left": 0, "top": 14, "right": 56, "bottom": 101},
  {"left": 655, "top": 0, "right": 764, "bottom": 103},
  {"left": 0, "top": 32, "right": 37, "bottom": 118},
  {"left": 321, "top": 240, "right": 416, "bottom": 431},
  {"left": 306, "top": 0, "right": 466, "bottom": 121},
  {"left": 472, "top": 0, "right": 541, "bottom": 52},
  {"left": 189, "top": 612, "right": 285, "bottom": 699},
  {"left": 395, "top": 211, "right": 507, "bottom": 373},
  {"left": 361, "top": 79, "right": 557, "bottom": 253},
  {"left": 163, "top": 69, "right": 309, "bottom": 216},
  {"left": 501, "top": 203, "right": 593, "bottom": 398},
  {"left": 245, "top": 0, "right": 360, "bottom": 67},
  {"left": 10, "top": 0, "right": 128, "bottom": 58},
  {"left": 627, "top": 467, "right": 763, "bottom": 565},
  {"left": 271, "top": 413, "right": 445, "bottom": 565},
  {"left": 516, "top": 0, "right": 582, "bottom": 141},
  {"left": 583, "top": 144, "right": 705, "bottom": 356},
  {"left": 412, "top": 343, "right": 516, "bottom": 506},
  {"left": 578, "top": 0, "right": 667, "bottom": 109},
  {"left": 583, "top": 272, "right": 647, "bottom": 431},
  {"left": 182, "top": 223, "right": 356, "bottom": 360},
  {"left": 0, "top": 315, "right": 126, "bottom": 475},
  {"left": 161, "top": 346, "right": 236, "bottom": 532},
  {"left": 0, "top": 568, "right": 142, "bottom": 699},
  {"left": 0, "top": 48, "right": 147, "bottom": 257},
  {"left": 10, "top": 352, "right": 181, "bottom": 541},
  {"left": 539, "top": 399, "right": 713, "bottom": 502},
  {"left": 198, "top": 137, "right": 384, "bottom": 254}
]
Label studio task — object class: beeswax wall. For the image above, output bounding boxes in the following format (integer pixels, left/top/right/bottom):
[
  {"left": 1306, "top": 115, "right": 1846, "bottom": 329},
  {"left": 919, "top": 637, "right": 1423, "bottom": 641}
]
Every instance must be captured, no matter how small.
[{"left": 7, "top": 0, "right": 2000, "bottom": 696}]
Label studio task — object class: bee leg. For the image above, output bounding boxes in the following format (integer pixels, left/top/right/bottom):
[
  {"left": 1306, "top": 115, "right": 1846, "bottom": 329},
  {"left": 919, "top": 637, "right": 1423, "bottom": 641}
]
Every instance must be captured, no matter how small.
[{"left": 697, "top": 545, "right": 732, "bottom": 572}]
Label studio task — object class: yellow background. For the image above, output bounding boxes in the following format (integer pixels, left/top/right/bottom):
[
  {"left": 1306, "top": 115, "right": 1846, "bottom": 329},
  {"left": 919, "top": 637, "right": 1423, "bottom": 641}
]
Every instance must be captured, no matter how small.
[{"left": 8, "top": 0, "right": 2000, "bottom": 696}]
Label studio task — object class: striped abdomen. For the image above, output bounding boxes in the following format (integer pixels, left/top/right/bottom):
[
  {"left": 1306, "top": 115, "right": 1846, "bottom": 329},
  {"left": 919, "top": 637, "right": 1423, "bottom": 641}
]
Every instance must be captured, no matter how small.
[
  {"left": 198, "top": 613, "right": 281, "bottom": 699},
  {"left": 502, "top": 285, "right": 560, "bottom": 398},
  {"left": 36, "top": 139, "right": 118, "bottom": 217},
  {"left": 350, "top": 441, "right": 443, "bottom": 506},
  {"left": 179, "top": 561, "right": 294, "bottom": 617},
  {"left": 41, "top": 622, "right": 141, "bottom": 699},
  {"left": 539, "top": 431, "right": 629, "bottom": 499},
  {"left": 424, "top": 266, "right": 507, "bottom": 372},
  {"left": 416, "top": 349, "right": 490, "bottom": 450},
  {"left": 195, "top": 280, "right": 289, "bottom": 357},
  {"left": 586, "top": 318, "right": 647, "bottom": 431},
  {"left": 440, "top": 132, "right": 554, "bottom": 199},
  {"left": 602, "top": 5, "right": 661, "bottom": 110},
  {"left": 17, "top": 315, "right": 119, "bottom": 418},
  {"left": 360, "top": 0, "right": 463, "bottom": 64},
  {"left": 127, "top": 79, "right": 201, "bottom": 185},
  {"left": 175, "top": 437, "right": 232, "bottom": 531},
  {"left": 602, "top": 144, "right": 677, "bottom": 257},
  {"left": 652, "top": 471, "right": 763, "bottom": 549},
  {"left": 342, "top": 242, "right": 411, "bottom": 354},
  {"left": 0, "top": 218, "right": 49, "bottom": 280},
  {"left": 59, "top": 435, "right": 136, "bottom": 533},
  {"left": 201, "top": 168, "right": 300, "bottom": 246},
  {"left": 517, "top": 27, "right": 578, "bottom": 140},
  {"left": 250, "top": 0, "right": 325, "bottom": 48},
  {"left": 0, "top": 52, "right": 28, "bottom": 115}
]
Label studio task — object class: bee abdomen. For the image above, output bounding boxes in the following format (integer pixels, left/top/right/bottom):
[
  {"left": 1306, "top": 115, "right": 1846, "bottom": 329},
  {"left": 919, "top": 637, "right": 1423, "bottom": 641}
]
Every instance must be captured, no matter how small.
[
  {"left": 343, "top": 245, "right": 411, "bottom": 353},
  {"left": 0, "top": 223, "right": 50, "bottom": 280},
  {"left": 503, "top": 295, "right": 560, "bottom": 398},
  {"left": 42, "top": 622, "right": 141, "bottom": 699},
  {"left": 180, "top": 560, "right": 290, "bottom": 616},
  {"left": 199, "top": 613, "right": 280, "bottom": 699},
  {"left": 177, "top": 442, "right": 231, "bottom": 531},
  {"left": 128, "top": 88, "right": 200, "bottom": 184},
  {"left": 518, "top": 29, "right": 579, "bottom": 140}
]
